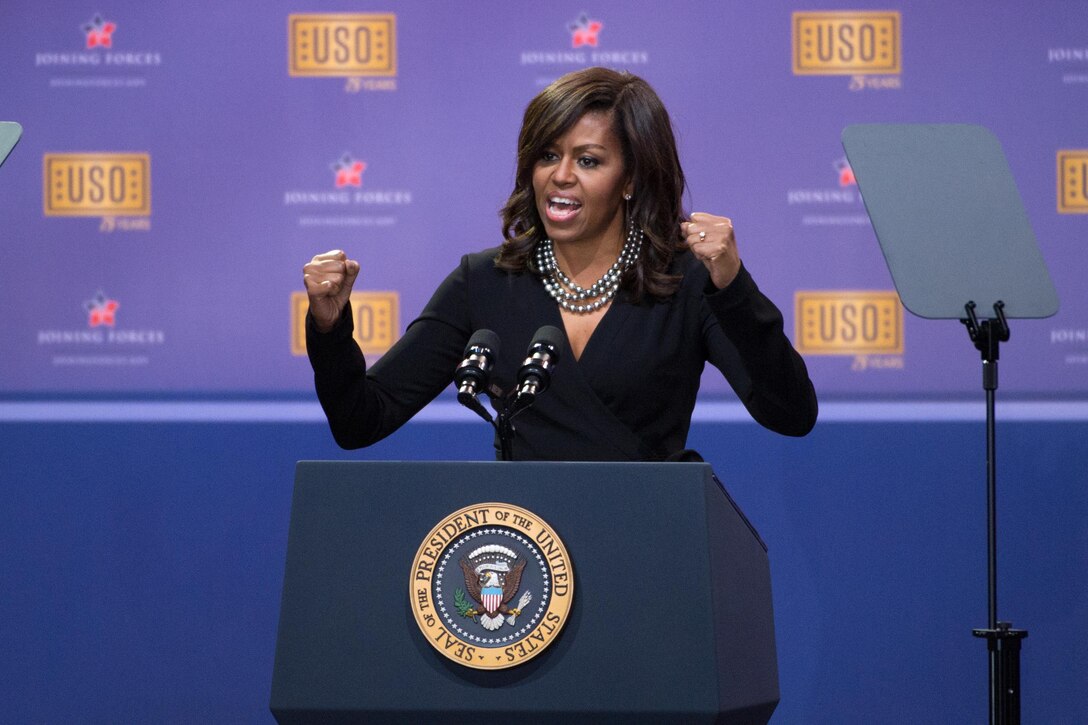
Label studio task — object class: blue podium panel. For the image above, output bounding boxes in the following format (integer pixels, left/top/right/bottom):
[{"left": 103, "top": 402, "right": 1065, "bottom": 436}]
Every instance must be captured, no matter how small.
[{"left": 271, "top": 461, "right": 777, "bottom": 724}]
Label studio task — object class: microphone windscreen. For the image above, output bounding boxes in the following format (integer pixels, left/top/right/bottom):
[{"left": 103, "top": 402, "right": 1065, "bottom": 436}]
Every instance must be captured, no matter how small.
[
  {"left": 529, "top": 325, "right": 564, "bottom": 361},
  {"left": 465, "top": 329, "right": 500, "bottom": 357}
]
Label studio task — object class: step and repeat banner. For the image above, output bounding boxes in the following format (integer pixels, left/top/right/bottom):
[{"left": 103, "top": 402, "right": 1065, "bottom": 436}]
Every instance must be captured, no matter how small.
[{"left": 1, "top": 1, "right": 1085, "bottom": 399}]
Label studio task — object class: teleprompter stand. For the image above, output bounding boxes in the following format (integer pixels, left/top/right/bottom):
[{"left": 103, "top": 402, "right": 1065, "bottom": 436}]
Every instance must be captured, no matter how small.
[
  {"left": 962, "top": 300, "right": 1029, "bottom": 721},
  {"left": 842, "top": 124, "right": 1059, "bottom": 724}
]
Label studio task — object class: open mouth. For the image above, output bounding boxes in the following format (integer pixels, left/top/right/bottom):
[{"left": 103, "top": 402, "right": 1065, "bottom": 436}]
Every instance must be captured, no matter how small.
[{"left": 545, "top": 196, "right": 582, "bottom": 222}]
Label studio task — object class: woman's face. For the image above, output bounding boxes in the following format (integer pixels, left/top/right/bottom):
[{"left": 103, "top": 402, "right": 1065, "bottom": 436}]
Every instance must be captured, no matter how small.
[{"left": 532, "top": 111, "right": 631, "bottom": 251}]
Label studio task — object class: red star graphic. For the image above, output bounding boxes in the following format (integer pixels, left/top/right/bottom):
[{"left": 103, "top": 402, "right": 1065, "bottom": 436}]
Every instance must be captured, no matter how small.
[
  {"left": 88, "top": 299, "right": 120, "bottom": 327},
  {"left": 835, "top": 159, "right": 856, "bottom": 187},
  {"left": 336, "top": 161, "right": 366, "bottom": 187},
  {"left": 332, "top": 155, "right": 367, "bottom": 188},
  {"left": 570, "top": 15, "right": 603, "bottom": 48},
  {"left": 84, "top": 17, "right": 116, "bottom": 49}
]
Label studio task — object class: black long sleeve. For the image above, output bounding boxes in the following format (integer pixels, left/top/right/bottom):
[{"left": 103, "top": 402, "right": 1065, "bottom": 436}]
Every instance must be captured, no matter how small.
[{"left": 307, "top": 248, "right": 817, "bottom": 459}]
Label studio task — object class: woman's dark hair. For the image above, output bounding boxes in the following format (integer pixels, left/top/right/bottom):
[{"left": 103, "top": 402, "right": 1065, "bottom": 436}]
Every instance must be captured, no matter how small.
[{"left": 496, "top": 67, "right": 686, "bottom": 300}]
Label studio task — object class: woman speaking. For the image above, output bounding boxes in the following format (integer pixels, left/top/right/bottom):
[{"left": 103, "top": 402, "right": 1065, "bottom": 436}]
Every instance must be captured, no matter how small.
[{"left": 303, "top": 67, "right": 817, "bottom": 461}]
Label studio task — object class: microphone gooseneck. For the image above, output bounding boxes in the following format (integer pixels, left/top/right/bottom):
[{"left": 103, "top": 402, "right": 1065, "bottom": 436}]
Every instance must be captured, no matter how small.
[{"left": 450, "top": 326, "right": 566, "bottom": 459}]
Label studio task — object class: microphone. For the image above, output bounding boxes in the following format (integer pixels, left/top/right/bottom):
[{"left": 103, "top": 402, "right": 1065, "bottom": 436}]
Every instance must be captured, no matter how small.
[
  {"left": 454, "top": 330, "right": 500, "bottom": 422},
  {"left": 514, "top": 326, "right": 563, "bottom": 408}
]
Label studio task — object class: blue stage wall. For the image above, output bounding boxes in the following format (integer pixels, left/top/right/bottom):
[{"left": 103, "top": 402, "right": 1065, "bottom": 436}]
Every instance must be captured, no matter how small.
[{"left": 1, "top": 417, "right": 1084, "bottom": 723}]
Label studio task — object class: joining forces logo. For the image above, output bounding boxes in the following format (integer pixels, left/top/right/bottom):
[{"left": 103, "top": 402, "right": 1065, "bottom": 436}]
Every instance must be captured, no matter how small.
[{"left": 411, "top": 502, "right": 573, "bottom": 670}]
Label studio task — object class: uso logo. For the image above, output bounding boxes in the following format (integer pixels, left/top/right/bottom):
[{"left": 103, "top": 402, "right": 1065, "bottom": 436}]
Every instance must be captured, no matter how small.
[
  {"left": 288, "top": 14, "right": 396, "bottom": 77},
  {"left": 291, "top": 290, "right": 399, "bottom": 356},
  {"left": 43, "top": 153, "right": 150, "bottom": 217},
  {"left": 792, "top": 11, "right": 901, "bottom": 75},
  {"left": 795, "top": 290, "right": 903, "bottom": 355},
  {"left": 1058, "top": 150, "right": 1088, "bottom": 214}
]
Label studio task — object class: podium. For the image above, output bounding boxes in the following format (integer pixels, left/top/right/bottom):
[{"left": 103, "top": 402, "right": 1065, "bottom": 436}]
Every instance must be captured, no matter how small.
[{"left": 271, "top": 461, "right": 779, "bottom": 724}]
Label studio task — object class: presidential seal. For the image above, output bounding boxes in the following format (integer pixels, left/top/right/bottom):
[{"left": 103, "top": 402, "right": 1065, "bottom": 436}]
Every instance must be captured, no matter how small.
[{"left": 410, "top": 502, "right": 573, "bottom": 670}]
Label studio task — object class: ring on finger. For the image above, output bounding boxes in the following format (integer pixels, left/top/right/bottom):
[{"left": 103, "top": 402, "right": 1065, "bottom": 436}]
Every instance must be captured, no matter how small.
[{"left": 698, "top": 231, "right": 706, "bottom": 241}]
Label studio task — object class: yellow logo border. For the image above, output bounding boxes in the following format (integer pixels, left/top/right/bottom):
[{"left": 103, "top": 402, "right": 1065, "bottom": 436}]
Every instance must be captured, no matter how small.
[
  {"left": 43, "top": 153, "right": 151, "bottom": 217},
  {"left": 291, "top": 290, "right": 399, "bottom": 357},
  {"left": 288, "top": 13, "right": 397, "bottom": 77},
  {"left": 1057, "top": 149, "right": 1088, "bottom": 214},
  {"left": 792, "top": 11, "right": 902, "bottom": 76},
  {"left": 795, "top": 290, "right": 904, "bottom": 355}
]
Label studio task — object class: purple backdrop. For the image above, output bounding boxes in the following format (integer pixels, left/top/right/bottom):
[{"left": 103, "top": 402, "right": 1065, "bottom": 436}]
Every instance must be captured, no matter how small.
[{"left": 1, "top": 1, "right": 1086, "bottom": 399}]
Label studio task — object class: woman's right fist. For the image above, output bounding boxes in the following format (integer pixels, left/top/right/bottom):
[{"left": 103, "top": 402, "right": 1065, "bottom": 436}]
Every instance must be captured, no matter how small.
[{"left": 303, "top": 250, "right": 360, "bottom": 333}]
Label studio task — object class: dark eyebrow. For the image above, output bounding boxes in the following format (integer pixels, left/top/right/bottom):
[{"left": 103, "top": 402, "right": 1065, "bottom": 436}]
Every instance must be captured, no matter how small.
[{"left": 572, "top": 143, "right": 608, "bottom": 153}]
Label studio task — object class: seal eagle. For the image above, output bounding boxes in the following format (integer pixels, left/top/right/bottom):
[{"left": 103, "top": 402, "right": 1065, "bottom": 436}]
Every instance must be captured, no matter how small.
[{"left": 459, "top": 549, "right": 531, "bottom": 631}]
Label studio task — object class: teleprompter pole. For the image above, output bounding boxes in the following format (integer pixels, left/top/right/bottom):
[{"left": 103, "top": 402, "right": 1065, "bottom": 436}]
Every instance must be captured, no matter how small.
[{"left": 961, "top": 301, "right": 1027, "bottom": 725}]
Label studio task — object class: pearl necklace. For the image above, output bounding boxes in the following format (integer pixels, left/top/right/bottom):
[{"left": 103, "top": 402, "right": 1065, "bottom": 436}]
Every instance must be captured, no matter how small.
[{"left": 535, "top": 226, "right": 643, "bottom": 314}]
